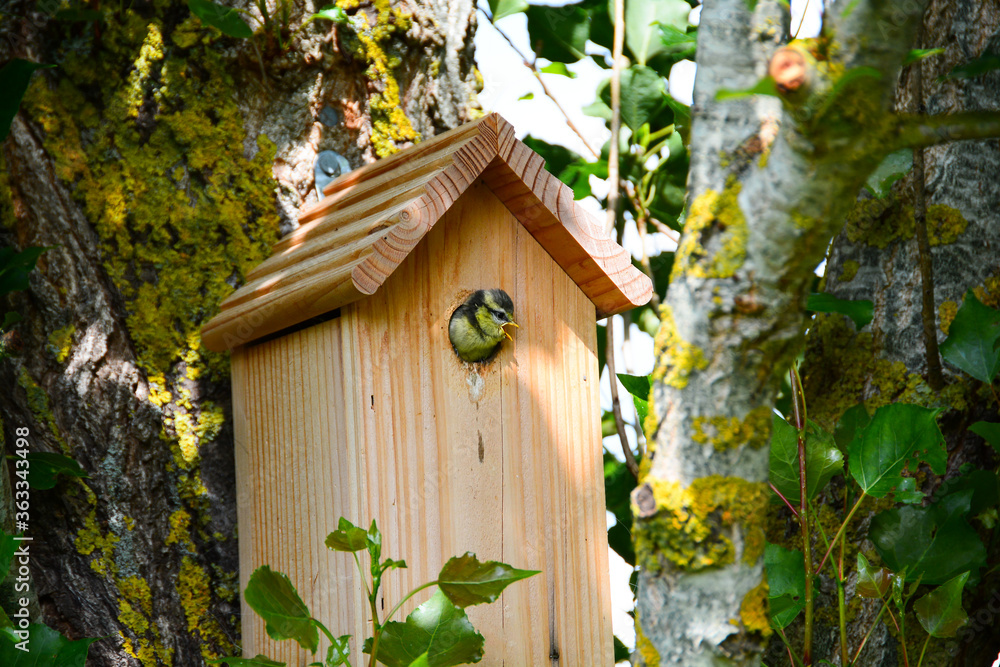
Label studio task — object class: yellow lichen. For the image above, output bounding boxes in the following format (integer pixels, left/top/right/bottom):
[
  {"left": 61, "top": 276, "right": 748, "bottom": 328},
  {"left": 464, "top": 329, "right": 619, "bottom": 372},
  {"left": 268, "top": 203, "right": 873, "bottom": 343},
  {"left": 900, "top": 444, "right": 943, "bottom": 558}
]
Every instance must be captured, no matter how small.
[
  {"left": 634, "top": 476, "right": 769, "bottom": 573},
  {"left": 48, "top": 324, "right": 76, "bottom": 363},
  {"left": 651, "top": 305, "right": 708, "bottom": 389},
  {"left": 75, "top": 512, "right": 120, "bottom": 576},
  {"left": 691, "top": 406, "right": 773, "bottom": 451},
  {"left": 739, "top": 580, "right": 773, "bottom": 637},
  {"left": 166, "top": 510, "right": 193, "bottom": 548},
  {"left": 17, "top": 367, "right": 70, "bottom": 453},
  {"left": 672, "top": 181, "right": 748, "bottom": 280},
  {"left": 634, "top": 608, "right": 661, "bottom": 667},
  {"left": 846, "top": 198, "right": 967, "bottom": 249},
  {"left": 838, "top": 259, "right": 859, "bottom": 283}
]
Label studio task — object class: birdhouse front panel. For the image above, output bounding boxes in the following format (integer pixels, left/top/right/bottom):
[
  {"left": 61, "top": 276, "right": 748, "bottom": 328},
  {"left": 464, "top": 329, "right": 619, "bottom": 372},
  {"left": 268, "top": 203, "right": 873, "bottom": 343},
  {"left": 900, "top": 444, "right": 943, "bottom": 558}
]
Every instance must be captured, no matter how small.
[{"left": 231, "top": 180, "right": 613, "bottom": 664}]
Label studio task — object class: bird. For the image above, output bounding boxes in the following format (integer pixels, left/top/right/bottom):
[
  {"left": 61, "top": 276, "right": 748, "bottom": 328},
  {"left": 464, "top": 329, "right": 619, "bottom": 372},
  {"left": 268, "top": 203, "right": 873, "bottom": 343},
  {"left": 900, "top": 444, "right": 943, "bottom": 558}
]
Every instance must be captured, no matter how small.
[{"left": 448, "top": 289, "right": 518, "bottom": 363}]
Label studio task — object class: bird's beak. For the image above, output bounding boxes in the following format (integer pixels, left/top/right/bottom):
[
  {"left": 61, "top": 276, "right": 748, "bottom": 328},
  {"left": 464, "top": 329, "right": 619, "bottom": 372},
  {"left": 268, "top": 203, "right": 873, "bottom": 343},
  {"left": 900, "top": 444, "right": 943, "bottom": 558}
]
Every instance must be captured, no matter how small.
[{"left": 502, "top": 320, "right": 519, "bottom": 341}]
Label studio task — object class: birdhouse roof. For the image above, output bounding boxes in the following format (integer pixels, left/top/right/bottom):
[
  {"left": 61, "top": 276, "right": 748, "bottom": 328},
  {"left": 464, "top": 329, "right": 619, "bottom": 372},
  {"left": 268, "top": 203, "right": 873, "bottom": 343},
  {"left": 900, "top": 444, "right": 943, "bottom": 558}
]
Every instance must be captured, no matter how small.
[{"left": 201, "top": 113, "right": 652, "bottom": 352}]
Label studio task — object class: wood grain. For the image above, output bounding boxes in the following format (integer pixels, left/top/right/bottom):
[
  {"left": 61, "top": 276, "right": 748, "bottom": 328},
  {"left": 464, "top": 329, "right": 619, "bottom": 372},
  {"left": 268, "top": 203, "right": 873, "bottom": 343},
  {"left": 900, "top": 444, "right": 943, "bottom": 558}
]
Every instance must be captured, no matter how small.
[
  {"left": 201, "top": 113, "right": 651, "bottom": 352},
  {"left": 231, "top": 182, "right": 613, "bottom": 664}
]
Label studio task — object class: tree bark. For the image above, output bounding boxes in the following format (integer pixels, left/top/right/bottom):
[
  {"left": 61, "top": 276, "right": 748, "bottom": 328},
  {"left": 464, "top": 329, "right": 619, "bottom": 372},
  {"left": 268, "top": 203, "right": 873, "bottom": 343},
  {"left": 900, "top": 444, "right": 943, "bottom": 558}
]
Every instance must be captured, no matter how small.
[
  {"left": 630, "top": 0, "right": 1000, "bottom": 663},
  {"left": 0, "top": 1, "right": 479, "bottom": 664}
]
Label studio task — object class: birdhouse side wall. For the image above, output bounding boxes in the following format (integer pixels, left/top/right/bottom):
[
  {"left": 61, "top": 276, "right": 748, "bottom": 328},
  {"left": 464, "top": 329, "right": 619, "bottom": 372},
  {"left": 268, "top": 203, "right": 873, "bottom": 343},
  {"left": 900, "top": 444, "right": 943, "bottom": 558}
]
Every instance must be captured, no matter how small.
[{"left": 231, "top": 181, "right": 612, "bottom": 664}]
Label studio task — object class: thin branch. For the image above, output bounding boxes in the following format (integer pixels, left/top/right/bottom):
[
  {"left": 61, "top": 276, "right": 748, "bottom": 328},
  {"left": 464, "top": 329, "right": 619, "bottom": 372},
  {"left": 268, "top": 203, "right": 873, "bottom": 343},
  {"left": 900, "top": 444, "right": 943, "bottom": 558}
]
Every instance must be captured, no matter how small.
[
  {"left": 480, "top": 11, "right": 600, "bottom": 159},
  {"left": 606, "top": 320, "right": 639, "bottom": 478},
  {"left": 605, "top": 0, "right": 625, "bottom": 235},
  {"left": 634, "top": 211, "right": 662, "bottom": 313},
  {"left": 894, "top": 111, "right": 1000, "bottom": 149},
  {"left": 910, "top": 26, "right": 945, "bottom": 391}
]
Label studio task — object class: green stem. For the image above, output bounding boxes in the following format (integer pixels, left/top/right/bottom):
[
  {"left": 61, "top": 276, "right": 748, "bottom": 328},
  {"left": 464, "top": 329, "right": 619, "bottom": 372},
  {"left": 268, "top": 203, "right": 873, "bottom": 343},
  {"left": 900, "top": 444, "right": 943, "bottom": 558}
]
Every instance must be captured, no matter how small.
[
  {"left": 790, "top": 367, "right": 813, "bottom": 665},
  {"left": 352, "top": 552, "right": 379, "bottom": 636},
  {"left": 369, "top": 581, "right": 439, "bottom": 666},
  {"left": 817, "top": 494, "right": 867, "bottom": 572},
  {"left": 776, "top": 627, "right": 806, "bottom": 667},
  {"left": 853, "top": 602, "right": 888, "bottom": 664},
  {"left": 916, "top": 633, "right": 931, "bottom": 667},
  {"left": 838, "top": 505, "right": 849, "bottom": 667}
]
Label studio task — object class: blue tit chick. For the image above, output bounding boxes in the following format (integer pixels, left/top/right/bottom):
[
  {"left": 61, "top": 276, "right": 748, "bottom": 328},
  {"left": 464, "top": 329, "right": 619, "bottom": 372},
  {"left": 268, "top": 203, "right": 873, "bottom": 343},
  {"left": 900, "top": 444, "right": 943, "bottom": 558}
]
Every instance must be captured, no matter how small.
[{"left": 448, "top": 289, "right": 518, "bottom": 363}]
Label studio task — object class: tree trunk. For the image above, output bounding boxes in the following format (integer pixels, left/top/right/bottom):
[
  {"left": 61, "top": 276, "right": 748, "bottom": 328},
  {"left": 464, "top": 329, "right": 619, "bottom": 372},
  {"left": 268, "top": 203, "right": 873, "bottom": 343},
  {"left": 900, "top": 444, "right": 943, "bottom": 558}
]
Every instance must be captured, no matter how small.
[
  {"left": 635, "top": 0, "right": 1000, "bottom": 664},
  {"left": 0, "top": 1, "right": 479, "bottom": 664}
]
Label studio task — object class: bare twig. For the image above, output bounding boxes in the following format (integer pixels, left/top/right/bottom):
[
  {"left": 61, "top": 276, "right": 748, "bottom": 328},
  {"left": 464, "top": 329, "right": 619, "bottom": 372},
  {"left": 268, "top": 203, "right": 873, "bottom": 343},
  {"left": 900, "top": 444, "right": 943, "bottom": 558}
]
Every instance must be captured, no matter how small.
[
  {"left": 606, "top": 321, "right": 639, "bottom": 478},
  {"left": 605, "top": 0, "right": 625, "bottom": 235},
  {"left": 480, "top": 11, "right": 600, "bottom": 159},
  {"left": 894, "top": 111, "right": 1000, "bottom": 149},
  {"left": 910, "top": 26, "right": 944, "bottom": 391},
  {"left": 634, "top": 210, "right": 662, "bottom": 312}
]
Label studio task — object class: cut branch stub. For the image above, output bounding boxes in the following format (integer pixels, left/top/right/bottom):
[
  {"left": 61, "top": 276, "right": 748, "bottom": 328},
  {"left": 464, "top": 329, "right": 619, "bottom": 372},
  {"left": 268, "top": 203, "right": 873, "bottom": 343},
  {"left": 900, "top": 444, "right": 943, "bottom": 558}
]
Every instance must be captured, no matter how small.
[{"left": 769, "top": 44, "right": 811, "bottom": 96}]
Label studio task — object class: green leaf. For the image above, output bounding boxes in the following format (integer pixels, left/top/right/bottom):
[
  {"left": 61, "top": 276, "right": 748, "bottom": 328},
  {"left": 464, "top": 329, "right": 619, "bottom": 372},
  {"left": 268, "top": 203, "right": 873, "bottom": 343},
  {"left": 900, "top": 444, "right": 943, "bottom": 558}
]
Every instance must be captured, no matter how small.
[
  {"left": 0, "top": 60, "right": 53, "bottom": 143},
  {"left": 869, "top": 489, "right": 987, "bottom": 584},
  {"left": 904, "top": 48, "right": 945, "bottom": 65},
  {"left": 939, "top": 290, "right": 1000, "bottom": 382},
  {"left": 970, "top": 421, "right": 1000, "bottom": 454},
  {"left": 362, "top": 590, "right": 484, "bottom": 667},
  {"left": 0, "top": 532, "right": 18, "bottom": 580},
  {"left": 311, "top": 6, "right": 349, "bottom": 23},
  {"left": 624, "top": 0, "right": 689, "bottom": 65},
  {"left": 26, "top": 452, "right": 88, "bottom": 490},
  {"left": 517, "top": 92, "right": 534, "bottom": 101},
  {"left": 892, "top": 477, "right": 925, "bottom": 505},
  {"left": 768, "top": 416, "right": 844, "bottom": 505},
  {"left": 618, "top": 373, "right": 652, "bottom": 427},
  {"left": 208, "top": 656, "right": 286, "bottom": 667},
  {"left": 407, "top": 654, "right": 430, "bottom": 667},
  {"left": 366, "top": 520, "right": 382, "bottom": 569},
  {"left": 243, "top": 566, "right": 318, "bottom": 653},
  {"left": 325, "top": 635, "right": 352, "bottom": 666},
  {"left": 0, "top": 246, "right": 51, "bottom": 297},
  {"left": 765, "top": 542, "right": 806, "bottom": 628},
  {"left": 0, "top": 623, "right": 97, "bottom": 666},
  {"left": 807, "top": 293, "right": 874, "bottom": 330},
  {"left": 934, "top": 469, "right": 1000, "bottom": 516},
  {"left": 582, "top": 98, "right": 612, "bottom": 120},
  {"left": 834, "top": 403, "right": 870, "bottom": 454},
  {"left": 437, "top": 552, "right": 539, "bottom": 607},
  {"left": 325, "top": 517, "right": 369, "bottom": 552},
  {"left": 716, "top": 76, "right": 780, "bottom": 101},
  {"left": 605, "top": 451, "right": 635, "bottom": 565},
  {"left": 540, "top": 62, "right": 576, "bottom": 78},
  {"left": 944, "top": 52, "right": 1000, "bottom": 80},
  {"left": 620, "top": 65, "right": 666, "bottom": 131},
  {"left": 488, "top": 0, "right": 527, "bottom": 22},
  {"left": 914, "top": 572, "right": 970, "bottom": 638},
  {"left": 525, "top": 5, "right": 590, "bottom": 63},
  {"left": 658, "top": 24, "right": 697, "bottom": 57},
  {"left": 864, "top": 148, "right": 913, "bottom": 199},
  {"left": 849, "top": 403, "right": 945, "bottom": 498},
  {"left": 187, "top": 0, "right": 253, "bottom": 39},
  {"left": 613, "top": 635, "right": 631, "bottom": 662},
  {"left": 856, "top": 553, "right": 891, "bottom": 599},
  {"left": 2, "top": 312, "right": 22, "bottom": 331}
]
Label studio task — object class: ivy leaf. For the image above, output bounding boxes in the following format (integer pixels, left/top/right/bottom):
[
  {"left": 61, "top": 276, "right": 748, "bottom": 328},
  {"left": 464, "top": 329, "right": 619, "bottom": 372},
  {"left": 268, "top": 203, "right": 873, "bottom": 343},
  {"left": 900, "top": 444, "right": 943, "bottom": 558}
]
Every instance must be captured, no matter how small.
[
  {"left": 769, "top": 416, "right": 844, "bottom": 505},
  {"left": 716, "top": 76, "right": 780, "bottom": 101},
  {"left": 487, "top": 0, "right": 527, "bottom": 22},
  {"left": 944, "top": 52, "right": 1000, "bottom": 80},
  {"left": 834, "top": 403, "right": 870, "bottom": 454},
  {"left": 864, "top": 148, "right": 913, "bottom": 199},
  {"left": 26, "top": 452, "right": 88, "bottom": 490},
  {"left": 624, "top": 0, "right": 689, "bottom": 66},
  {"left": 208, "top": 656, "right": 285, "bottom": 667},
  {"left": 437, "top": 553, "right": 539, "bottom": 608},
  {"left": 856, "top": 553, "right": 891, "bottom": 599},
  {"left": 311, "top": 6, "right": 349, "bottom": 23},
  {"left": 869, "top": 489, "right": 987, "bottom": 584},
  {"left": 362, "top": 590, "right": 484, "bottom": 667},
  {"left": 914, "top": 572, "right": 970, "bottom": 638},
  {"left": 617, "top": 373, "right": 652, "bottom": 426},
  {"left": 969, "top": 421, "right": 1000, "bottom": 454},
  {"left": 807, "top": 293, "right": 874, "bottom": 330},
  {"left": 849, "top": 403, "right": 945, "bottom": 498},
  {"left": 525, "top": 4, "right": 589, "bottom": 63},
  {"left": 765, "top": 542, "right": 806, "bottom": 628},
  {"left": 620, "top": 66, "right": 666, "bottom": 132},
  {"left": 939, "top": 290, "right": 1000, "bottom": 383},
  {"left": 243, "top": 566, "right": 319, "bottom": 652},
  {"left": 540, "top": 62, "right": 576, "bottom": 78},
  {"left": 187, "top": 0, "right": 253, "bottom": 39},
  {"left": 0, "top": 623, "right": 97, "bottom": 666},
  {"left": 904, "top": 48, "right": 945, "bottom": 65},
  {"left": 0, "top": 60, "right": 53, "bottom": 142},
  {"left": 325, "top": 517, "right": 369, "bottom": 552}
]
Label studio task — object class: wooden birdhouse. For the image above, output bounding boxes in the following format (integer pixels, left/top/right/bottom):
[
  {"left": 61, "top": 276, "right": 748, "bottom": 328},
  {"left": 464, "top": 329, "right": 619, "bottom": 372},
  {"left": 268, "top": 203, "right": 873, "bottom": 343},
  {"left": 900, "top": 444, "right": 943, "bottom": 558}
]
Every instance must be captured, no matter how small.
[{"left": 201, "top": 113, "right": 652, "bottom": 665}]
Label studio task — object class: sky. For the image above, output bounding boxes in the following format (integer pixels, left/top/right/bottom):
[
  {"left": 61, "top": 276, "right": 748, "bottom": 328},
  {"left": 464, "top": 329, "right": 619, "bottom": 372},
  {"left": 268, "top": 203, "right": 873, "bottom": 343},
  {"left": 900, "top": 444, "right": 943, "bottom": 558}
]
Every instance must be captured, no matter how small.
[{"left": 472, "top": 0, "right": 823, "bottom": 652}]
